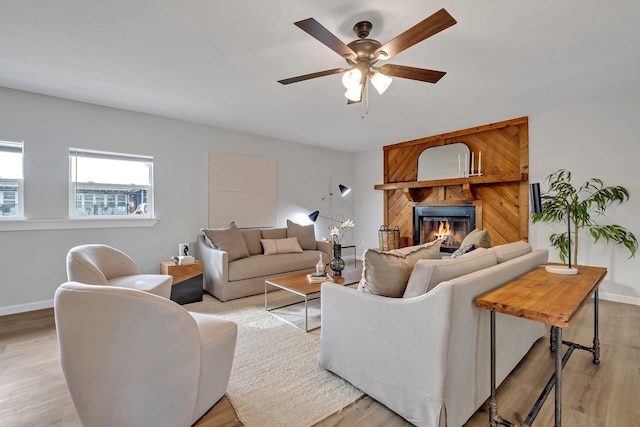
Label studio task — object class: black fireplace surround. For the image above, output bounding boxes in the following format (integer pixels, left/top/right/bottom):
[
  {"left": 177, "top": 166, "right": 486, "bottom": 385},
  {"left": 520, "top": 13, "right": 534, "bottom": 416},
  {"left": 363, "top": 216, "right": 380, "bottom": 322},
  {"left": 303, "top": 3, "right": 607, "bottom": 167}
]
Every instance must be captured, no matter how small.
[{"left": 414, "top": 206, "right": 476, "bottom": 253}]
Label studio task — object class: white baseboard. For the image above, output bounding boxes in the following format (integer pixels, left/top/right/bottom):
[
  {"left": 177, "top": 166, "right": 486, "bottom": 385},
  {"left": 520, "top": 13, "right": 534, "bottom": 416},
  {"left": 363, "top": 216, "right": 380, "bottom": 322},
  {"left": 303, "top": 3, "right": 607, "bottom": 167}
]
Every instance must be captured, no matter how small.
[
  {"left": 598, "top": 292, "right": 640, "bottom": 307},
  {"left": 0, "top": 299, "right": 53, "bottom": 316}
]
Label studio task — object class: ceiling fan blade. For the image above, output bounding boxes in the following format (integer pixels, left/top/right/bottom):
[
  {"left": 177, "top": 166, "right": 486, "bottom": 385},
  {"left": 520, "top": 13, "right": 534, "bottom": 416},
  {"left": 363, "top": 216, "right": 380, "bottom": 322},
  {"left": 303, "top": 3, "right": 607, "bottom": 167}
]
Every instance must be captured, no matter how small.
[
  {"left": 294, "top": 18, "right": 357, "bottom": 60},
  {"left": 278, "top": 68, "right": 346, "bottom": 85},
  {"left": 379, "top": 64, "right": 446, "bottom": 83},
  {"left": 375, "top": 9, "right": 456, "bottom": 60}
]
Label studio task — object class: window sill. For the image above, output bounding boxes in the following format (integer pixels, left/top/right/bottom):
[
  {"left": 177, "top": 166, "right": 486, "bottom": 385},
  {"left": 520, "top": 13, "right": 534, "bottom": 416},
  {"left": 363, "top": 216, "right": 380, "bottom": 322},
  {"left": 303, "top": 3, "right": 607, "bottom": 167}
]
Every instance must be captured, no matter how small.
[{"left": 0, "top": 217, "right": 159, "bottom": 231}]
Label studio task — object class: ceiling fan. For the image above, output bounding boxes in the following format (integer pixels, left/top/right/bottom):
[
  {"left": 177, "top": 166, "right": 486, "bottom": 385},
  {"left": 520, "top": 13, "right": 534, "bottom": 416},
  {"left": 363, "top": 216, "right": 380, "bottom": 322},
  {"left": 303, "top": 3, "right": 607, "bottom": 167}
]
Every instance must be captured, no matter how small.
[{"left": 278, "top": 8, "right": 457, "bottom": 104}]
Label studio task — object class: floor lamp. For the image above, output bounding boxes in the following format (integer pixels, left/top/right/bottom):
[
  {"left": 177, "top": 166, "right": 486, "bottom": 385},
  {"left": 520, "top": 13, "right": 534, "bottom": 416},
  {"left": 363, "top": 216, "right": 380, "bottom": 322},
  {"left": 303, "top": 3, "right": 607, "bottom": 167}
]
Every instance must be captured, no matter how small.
[
  {"left": 530, "top": 182, "right": 578, "bottom": 275},
  {"left": 308, "top": 180, "right": 351, "bottom": 228}
]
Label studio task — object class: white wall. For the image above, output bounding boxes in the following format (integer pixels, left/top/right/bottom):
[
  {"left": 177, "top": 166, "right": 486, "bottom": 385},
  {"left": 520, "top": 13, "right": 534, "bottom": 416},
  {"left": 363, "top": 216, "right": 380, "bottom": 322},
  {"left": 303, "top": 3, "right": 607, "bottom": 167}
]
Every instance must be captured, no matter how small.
[
  {"left": 353, "top": 90, "right": 640, "bottom": 305},
  {"left": 352, "top": 148, "right": 384, "bottom": 252},
  {"left": 3, "top": 86, "right": 638, "bottom": 312},
  {"left": 0, "top": 87, "right": 353, "bottom": 314},
  {"left": 528, "top": 90, "right": 640, "bottom": 305}
]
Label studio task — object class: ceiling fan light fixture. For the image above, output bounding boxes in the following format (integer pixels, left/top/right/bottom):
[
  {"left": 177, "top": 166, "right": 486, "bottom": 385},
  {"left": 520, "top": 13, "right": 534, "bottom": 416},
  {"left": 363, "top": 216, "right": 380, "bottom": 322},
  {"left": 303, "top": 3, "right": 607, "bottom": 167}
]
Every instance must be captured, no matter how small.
[
  {"left": 344, "top": 86, "right": 362, "bottom": 102},
  {"left": 341, "top": 68, "right": 362, "bottom": 89},
  {"left": 370, "top": 72, "right": 392, "bottom": 94}
]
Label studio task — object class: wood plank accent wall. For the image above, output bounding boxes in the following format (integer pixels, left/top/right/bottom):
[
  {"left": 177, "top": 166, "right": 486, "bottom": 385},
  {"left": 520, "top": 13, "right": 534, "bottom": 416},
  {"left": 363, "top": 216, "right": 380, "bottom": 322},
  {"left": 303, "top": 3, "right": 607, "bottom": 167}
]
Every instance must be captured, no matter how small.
[{"left": 375, "top": 117, "right": 529, "bottom": 248}]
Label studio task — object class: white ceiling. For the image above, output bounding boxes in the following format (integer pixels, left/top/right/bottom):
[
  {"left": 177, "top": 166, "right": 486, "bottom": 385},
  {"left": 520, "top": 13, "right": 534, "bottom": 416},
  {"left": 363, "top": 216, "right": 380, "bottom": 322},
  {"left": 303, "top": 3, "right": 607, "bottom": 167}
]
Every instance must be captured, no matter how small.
[{"left": 1, "top": 1, "right": 638, "bottom": 152}]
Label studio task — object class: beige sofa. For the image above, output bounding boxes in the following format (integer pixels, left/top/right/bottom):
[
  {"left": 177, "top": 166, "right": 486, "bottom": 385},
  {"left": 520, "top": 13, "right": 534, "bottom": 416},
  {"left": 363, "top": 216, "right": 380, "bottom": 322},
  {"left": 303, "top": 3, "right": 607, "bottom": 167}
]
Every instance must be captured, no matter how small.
[
  {"left": 319, "top": 241, "right": 548, "bottom": 427},
  {"left": 198, "top": 222, "right": 331, "bottom": 301}
]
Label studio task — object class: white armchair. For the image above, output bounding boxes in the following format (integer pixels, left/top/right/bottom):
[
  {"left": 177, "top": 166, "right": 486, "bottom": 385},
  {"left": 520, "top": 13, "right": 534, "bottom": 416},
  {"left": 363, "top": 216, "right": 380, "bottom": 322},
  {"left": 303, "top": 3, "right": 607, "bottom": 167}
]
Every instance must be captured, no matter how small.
[
  {"left": 66, "top": 244, "right": 172, "bottom": 298},
  {"left": 54, "top": 281, "right": 237, "bottom": 427}
]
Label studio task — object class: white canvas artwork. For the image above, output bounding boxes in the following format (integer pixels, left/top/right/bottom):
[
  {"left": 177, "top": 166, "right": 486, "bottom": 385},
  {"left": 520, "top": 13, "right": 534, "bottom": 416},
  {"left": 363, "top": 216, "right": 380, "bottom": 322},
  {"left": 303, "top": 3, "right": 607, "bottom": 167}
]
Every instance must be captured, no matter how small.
[{"left": 208, "top": 151, "right": 277, "bottom": 228}]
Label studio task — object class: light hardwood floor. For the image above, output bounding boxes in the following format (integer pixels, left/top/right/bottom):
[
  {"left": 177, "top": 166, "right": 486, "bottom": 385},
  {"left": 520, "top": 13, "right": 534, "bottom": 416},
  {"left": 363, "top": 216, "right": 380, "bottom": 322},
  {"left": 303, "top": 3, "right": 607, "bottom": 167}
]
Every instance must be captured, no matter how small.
[{"left": 1, "top": 297, "right": 638, "bottom": 426}]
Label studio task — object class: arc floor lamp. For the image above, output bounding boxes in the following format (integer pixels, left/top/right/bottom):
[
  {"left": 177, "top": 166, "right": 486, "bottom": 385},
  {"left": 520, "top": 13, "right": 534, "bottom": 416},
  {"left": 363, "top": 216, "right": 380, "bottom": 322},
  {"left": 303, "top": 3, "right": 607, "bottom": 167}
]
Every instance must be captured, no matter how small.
[{"left": 308, "top": 181, "right": 351, "bottom": 227}]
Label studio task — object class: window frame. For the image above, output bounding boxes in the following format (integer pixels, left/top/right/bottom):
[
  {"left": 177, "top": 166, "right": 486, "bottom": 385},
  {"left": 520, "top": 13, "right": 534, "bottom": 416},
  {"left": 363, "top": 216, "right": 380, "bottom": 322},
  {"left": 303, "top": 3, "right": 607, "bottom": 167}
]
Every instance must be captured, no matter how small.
[
  {"left": 69, "top": 147, "right": 154, "bottom": 219},
  {"left": 0, "top": 140, "right": 24, "bottom": 219}
]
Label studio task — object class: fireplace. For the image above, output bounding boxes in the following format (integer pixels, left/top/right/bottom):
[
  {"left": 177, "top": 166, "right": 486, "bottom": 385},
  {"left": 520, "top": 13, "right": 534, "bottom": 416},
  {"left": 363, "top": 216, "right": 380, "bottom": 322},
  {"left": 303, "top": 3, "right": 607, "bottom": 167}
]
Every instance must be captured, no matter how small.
[{"left": 414, "top": 206, "right": 476, "bottom": 253}]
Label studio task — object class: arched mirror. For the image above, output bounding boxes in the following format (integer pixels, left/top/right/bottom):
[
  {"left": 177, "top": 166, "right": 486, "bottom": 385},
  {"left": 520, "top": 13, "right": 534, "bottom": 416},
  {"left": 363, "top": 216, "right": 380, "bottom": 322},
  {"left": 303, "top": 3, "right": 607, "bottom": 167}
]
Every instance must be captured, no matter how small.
[{"left": 417, "top": 143, "right": 470, "bottom": 181}]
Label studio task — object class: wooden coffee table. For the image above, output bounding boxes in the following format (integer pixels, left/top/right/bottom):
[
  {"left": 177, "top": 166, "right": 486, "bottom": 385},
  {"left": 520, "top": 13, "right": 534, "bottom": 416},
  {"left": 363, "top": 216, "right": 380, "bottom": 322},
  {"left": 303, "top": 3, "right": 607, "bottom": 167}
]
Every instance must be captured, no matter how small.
[{"left": 265, "top": 267, "right": 362, "bottom": 332}]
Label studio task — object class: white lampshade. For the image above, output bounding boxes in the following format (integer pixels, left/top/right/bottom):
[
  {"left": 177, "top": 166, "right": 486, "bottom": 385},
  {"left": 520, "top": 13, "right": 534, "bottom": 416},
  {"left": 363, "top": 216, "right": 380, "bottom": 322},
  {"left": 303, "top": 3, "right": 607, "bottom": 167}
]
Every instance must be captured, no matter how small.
[
  {"left": 342, "top": 69, "right": 362, "bottom": 89},
  {"left": 344, "top": 86, "right": 362, "bottom": 102},
  {"left": 370, "top": 72, "right": 392, "bottom": 94}
]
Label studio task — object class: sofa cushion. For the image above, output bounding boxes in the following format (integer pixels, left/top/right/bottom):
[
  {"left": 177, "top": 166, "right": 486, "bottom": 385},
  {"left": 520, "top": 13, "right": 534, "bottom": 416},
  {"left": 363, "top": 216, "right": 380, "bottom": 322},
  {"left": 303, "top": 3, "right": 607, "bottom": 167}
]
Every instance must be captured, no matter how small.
[
  {"left": 228, "top": 250, "right": 325, "bottom": 281},
  {"left": 491, "top": 240, "right": 532, "bottom": 263},
  {"left": 286, "top": 220, "right": 317, "bottom": 250},
  {"left": 201, "top": 222, "right": 250, "bottom": 261},
  {"left": 261, "top": 228, "right": 287, "bottom": 240},
  {"left": 402, "top": 248, "right": 498, "bottom": 298},
  {"left": 261, "top": 237, "right": 303, "bottom": 255},
  {"left": 460, "top": 228, "right": 492, "bottom": 249},
  {"left": 357, "top": 240, "right": 442, "bottom": 298},
  {"left": 240, "top": 229, "right": 263, "bottom": 255}
]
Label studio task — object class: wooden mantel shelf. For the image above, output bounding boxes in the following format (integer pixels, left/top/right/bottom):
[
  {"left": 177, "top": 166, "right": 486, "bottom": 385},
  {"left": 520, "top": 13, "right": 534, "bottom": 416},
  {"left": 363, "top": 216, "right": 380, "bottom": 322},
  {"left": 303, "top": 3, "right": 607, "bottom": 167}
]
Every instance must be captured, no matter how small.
[{"left": 374, "top": 172, "right": 527, "bottom": 191}]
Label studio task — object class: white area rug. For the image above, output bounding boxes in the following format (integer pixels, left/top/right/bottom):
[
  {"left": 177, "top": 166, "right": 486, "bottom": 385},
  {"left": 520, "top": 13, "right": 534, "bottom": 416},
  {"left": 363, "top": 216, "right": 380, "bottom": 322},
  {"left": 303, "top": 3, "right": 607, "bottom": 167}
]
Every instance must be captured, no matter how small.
[{"left": 188, "top": 293, "right": 364, "bottom": 427}]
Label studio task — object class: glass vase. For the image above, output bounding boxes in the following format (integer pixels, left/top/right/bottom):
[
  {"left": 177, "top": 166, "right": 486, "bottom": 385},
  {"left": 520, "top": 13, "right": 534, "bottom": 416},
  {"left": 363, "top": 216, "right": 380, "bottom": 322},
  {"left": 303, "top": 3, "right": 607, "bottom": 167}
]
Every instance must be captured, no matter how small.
[{"left": 330, "top": 243, "right": 345, "bottom": 276}]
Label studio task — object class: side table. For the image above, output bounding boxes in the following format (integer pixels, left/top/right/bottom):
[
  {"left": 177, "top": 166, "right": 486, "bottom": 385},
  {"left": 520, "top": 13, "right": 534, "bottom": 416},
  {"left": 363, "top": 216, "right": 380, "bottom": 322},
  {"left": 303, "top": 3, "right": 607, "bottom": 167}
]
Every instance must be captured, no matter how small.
[
  {"left": 341, "top": 244, "right": 357, "bottom": 267},
  {"left": 475, "top": 264, "right": 607, "bottom": 427},
  {"left": 160, "top": 261, "right": 204, "bottom": 305}
]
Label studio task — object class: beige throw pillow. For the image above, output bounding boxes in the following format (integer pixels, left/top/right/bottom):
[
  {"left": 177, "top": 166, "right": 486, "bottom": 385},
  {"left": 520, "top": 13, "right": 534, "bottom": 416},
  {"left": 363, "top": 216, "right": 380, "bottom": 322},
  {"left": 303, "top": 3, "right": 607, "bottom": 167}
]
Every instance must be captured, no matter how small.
[
  {"left": 261, "top": 237, "right": 304, "bottom": 255},
  {"left": 286, "top": 220, "right": 317, "bottom": 250},
  {"left": 460, "top": 228, "right": 492, "bottom": 249},
  {"left": 240, "top": 229, "right": 263, "bottom": 255},
  {"left": 402, "top": 248, "right": 498, "bottom": 298},
  {"left": 261, "top": 228, "right": 287, "bottom": 240},
  {"left": 357, "top": 240, "right": 442, "bottom": 298},
  {"left": 201, "top": 222, "right": 250, "bottom": 261}
]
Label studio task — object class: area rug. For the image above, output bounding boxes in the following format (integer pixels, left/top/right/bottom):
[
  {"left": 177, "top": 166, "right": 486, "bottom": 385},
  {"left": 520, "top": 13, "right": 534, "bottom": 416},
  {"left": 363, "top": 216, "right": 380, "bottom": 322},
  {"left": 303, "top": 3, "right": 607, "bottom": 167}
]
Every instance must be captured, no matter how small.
[{"left": 189, "top": 294, "right": 364, "bottom": 427}]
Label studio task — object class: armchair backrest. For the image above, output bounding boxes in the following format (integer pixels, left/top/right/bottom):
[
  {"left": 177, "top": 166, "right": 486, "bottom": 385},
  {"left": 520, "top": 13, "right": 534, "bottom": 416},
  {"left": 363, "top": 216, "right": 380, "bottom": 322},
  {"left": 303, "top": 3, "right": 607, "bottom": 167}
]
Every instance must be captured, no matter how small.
[
  {"left": 54, "top": 282, "right": 201, "bottom": 427},
  {"left": 66, "top": 244, "right": 138, "bottom": 284}
]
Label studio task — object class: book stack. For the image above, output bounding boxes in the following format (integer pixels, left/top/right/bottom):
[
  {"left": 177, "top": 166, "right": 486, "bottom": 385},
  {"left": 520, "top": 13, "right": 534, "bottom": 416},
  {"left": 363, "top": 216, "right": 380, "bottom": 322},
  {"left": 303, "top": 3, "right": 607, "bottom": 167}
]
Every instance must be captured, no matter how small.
[{"left": 307, "top": 273, "right": 333, "bottom": 283}]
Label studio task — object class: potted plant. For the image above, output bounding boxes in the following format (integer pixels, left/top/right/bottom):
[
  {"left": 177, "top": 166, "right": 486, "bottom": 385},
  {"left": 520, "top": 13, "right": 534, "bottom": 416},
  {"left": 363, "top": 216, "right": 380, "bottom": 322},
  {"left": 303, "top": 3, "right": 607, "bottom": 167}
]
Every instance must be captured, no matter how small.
[{"left": 531, "top": 169, "right": 637, "bottom": 264}]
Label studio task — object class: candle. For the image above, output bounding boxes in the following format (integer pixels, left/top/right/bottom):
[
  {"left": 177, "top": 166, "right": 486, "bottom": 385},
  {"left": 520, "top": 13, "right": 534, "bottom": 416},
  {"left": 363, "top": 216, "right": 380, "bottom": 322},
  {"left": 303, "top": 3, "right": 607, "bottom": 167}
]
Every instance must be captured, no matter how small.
[
  {"left": 471, "top": 152, "right": 475, "bottom": 175},
  {"left": 458, "top": 154, "right": 461, "bottom": 177},
  {"left": 478, "top": 151, "right": 482, "bottom": 175}
]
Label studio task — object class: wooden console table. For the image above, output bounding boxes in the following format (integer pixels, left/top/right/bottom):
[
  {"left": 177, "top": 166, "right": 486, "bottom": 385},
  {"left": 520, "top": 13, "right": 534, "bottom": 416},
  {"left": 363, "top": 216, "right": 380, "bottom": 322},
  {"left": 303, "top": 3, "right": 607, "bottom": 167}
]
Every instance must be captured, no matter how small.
[{"left": 475, "top": 264, "right": 607, "bottom": 426}]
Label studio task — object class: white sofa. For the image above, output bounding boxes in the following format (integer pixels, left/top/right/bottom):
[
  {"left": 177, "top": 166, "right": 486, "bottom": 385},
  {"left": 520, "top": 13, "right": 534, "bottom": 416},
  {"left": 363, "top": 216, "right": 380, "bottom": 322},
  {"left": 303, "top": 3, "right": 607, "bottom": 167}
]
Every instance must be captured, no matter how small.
[
  {"left": 198, "top": 224, "right": 331, "bottom": 301},
  {"left": 319, "top": 243, "right": 548, "bottom": 427}
]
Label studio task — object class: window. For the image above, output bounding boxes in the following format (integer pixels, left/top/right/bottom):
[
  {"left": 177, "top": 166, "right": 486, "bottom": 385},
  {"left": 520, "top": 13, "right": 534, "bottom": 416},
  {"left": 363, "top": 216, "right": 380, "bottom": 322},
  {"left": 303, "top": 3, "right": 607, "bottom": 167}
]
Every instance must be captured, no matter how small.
[
  {"left": 0, "top": 140, "right": 24, "bottom": 218},
  {"left": 70, "top": 148, "right": 153, "bottom": 218}
]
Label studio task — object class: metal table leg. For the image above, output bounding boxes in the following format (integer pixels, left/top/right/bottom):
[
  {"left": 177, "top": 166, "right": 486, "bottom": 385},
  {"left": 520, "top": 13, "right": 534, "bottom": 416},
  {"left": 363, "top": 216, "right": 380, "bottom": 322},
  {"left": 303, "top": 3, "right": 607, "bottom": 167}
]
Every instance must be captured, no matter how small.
[
  {"left": 555, "top": 326, "right": 563, "bottom": 426},
  {"left": 490, "top": 311, "right": 498, "bottom": 427},
  {"left": 593, "top": 289, "right": 600, "bottom": 365}
]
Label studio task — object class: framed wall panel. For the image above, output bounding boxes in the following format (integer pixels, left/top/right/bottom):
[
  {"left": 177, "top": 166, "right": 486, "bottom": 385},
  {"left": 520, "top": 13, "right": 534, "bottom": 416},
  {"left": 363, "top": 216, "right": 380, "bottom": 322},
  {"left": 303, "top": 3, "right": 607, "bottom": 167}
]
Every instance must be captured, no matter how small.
[{"left": 208, "top": 151, "right": 277, "bottom": 228}]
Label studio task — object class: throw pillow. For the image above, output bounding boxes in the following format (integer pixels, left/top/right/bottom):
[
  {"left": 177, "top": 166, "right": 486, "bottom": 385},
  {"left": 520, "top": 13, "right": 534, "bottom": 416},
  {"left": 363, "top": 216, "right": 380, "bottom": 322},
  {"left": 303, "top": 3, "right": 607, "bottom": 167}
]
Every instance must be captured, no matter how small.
[
  {"left": 460, "top": 228, "right": 492, "bottom": 249},
  {"left": 451, "top": 244, "right": 476, "bottom": 259},
  {"left": 240, "top": 229, "right": 263, "bottom": 255},
  {"left": 286, "top": 220, "right": 317, "bottom": 250},
  {"left": 201, "top": 222, "right": 250, "bottom": 262},
  {"left": 491, "top": 240, "right": 532, "bottom": 263},
  {"left": 402, "top": 248, "right": 498, "bottom": 298},
  {"left": 357, "top": 239, "right": 442, "bottom": 298},
  {"left": 261, "top": 237, "right": 304, "bottom": 255},
  {"left": 261, "top": 228, "right": 287, "bottom": 240}
]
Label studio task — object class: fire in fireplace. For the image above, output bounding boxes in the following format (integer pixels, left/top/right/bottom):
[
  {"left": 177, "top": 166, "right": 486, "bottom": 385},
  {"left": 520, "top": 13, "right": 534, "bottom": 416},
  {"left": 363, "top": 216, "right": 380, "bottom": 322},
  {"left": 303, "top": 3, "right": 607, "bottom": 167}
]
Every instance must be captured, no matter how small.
[{"left": 414, "top": 206, "right": 476, "bottom": 253}]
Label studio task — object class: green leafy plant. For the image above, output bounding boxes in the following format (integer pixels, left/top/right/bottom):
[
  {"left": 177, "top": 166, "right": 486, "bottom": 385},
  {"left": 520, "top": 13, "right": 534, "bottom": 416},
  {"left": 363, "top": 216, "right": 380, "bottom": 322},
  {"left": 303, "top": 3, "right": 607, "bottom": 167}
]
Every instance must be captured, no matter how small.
[{"left": 532, "top": 169, "right": 637, "bottom": 264}]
